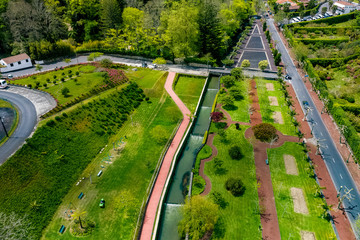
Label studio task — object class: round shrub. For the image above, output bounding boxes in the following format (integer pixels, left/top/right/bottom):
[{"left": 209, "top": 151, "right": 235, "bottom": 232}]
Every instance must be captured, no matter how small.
[
  {"left": 225, "top": 177, "right": 245, "bottom": 196},
  {"left": 252, "top": 123, "right": 277, "bottom": 142},
  {"left": 228, "top": 146, "right": 243, "bottom": 160}
]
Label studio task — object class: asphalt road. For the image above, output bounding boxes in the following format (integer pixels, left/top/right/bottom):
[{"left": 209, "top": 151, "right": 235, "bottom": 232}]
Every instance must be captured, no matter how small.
[
  {"left": 0, "top": 91, "right": 37, "bottom": 165},
  {"left": 267, "top": 18, "right": 360, "bottom": 232}
]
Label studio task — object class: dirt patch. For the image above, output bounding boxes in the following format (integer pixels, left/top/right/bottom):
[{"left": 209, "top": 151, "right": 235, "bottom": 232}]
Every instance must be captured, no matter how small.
[
  {"left": 284, "top": 155, "right": 298, "bottom": 175},
  {"left": 301, "top": 231, "right": 316, "bottom": 240},
  {"left": 266, "top": 83, "right": 274, "bottom": 91},
  {"left": 269, "top": 96, "right": 278, "bottom": 106},
  {"left": 291, "top": 187, "right": 309, "bottom": 214},
  {"left": 272, "top": 111, "right": 283, "bottom": 124}
]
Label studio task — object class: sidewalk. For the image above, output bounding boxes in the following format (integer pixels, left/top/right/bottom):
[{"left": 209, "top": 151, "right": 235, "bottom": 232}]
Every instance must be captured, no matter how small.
[{"left": 139, "top": 72, "right": 190, "bottom": 240}]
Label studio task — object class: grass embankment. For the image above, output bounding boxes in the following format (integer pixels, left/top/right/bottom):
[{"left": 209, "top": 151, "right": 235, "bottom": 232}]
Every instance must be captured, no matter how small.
[
  {"left": 12, "top": 65, "right": 105, "bottom": 105},
  {"left": 268, "top": 142, "right": 335, "bottom": 239},
  {"left": 256, "top": 79, "right": 297, "bottom": 136},
  {"left": 192, "top": 145, "right": 212, "bottom": 195},
  {"left": 0, "top": 99, "right": 19, "bottom": 145},
  {"left": 174, "top": 74, "right": 206, "bottom": 113},
  {"left": 41, "top": 71, "right": 183, "bottom": 239},
  {"left": 203, "top": 124, "right": 261, "bottom": 239}
]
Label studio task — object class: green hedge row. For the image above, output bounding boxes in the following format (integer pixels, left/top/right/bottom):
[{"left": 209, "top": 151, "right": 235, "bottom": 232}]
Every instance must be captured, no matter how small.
[
  {"left": 296, "top": 38, "right": 349, "bottom": 45},
  {"left": 288, "top": 11, "right": 358, "bottom": 27},
  {"left": 339, "top": 104, "right": 360, "bottom": 116},
  {"left": 288, "top": 4, "right": 321, "bottom": 18},
  {"left": 293, "top": 26, "right": 360, "bottom": 34},
  {"left": 309, "top": 53, "right": 360, "bottom": 67},
  {"left": 184, "top": 57, "right": 216, "bottom": 66}
]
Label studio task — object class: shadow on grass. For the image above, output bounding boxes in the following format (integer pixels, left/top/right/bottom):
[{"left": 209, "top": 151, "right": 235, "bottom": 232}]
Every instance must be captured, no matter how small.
[
  {"left": 212, "top": 217, "right": 226, "bottom": 239},
  {"left": 223, "top": 104, "right": 238, "bottom": 111},
  {"left": 215, "top": 167, "right": 228, "bottom": 176}
]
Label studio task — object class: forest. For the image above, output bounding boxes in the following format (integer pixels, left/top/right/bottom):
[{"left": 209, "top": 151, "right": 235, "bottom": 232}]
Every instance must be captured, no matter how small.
[{"left": 0, "top": 0, "right": 254, "bottom": 63}]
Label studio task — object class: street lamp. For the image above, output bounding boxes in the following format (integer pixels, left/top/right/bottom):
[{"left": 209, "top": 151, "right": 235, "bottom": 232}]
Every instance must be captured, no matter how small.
[{"left": 1, "top": 116, "right": 9, "bottom": 137}]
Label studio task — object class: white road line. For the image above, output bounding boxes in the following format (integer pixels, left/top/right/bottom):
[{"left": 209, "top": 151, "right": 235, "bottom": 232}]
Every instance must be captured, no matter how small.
[
  {"left": 236, "top": 51, "right": 246, "bottom": 67},
  {"left": 245, "top": 36, "right": 252, "bottom": 49},
  {"left": 320, "top": 132, "right": 323, "bottom": 136},
  {"left": 259, "top": 34, "right": 266, "bottom": 50},
  {"left": 264, "top": 51, "right": 272, "bottom": 71},
  {"left": 340, "top": 174, "right": 343, "bottom": 179},
  {"left": 332, "top": 158, "right": 335, "bottom": 163}
]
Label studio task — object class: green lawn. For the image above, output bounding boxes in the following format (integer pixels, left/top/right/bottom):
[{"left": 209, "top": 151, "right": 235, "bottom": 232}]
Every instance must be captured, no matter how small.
[
  {"left": 256, "top": 79, "right": 297, "bottom": 136},
  {"left": 125, "top": 68, "right": 165, "bottom": 89},
  {"left": 203, "top": 124, "right": 261, "bottom": 239},
  {"left": 174, "top": 74, "right": 206, "bottom": 113},
  {"left": 12, "top": 65, "right": 105, "bottom": 105},
  {"left": 268, "top": 142, "right": 335, "bottom": 239},
  {"left": 0, "top": 99, "right": 18, "bottom": 144},
  {"left": 221, "top": 79, "right": 250, "bottom": 123},
  {"left": 41, "top": 72, "right": 183, "bottom": 239}
]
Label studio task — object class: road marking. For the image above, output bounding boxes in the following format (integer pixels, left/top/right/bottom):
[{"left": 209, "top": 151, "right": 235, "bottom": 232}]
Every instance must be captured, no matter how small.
[
  {"left": 320, "top": 132, "right": 323, "bottom": 136},
  {"left": 340, "top": 174, "right": 343, "bottom": 179},
  {"left": 332, "top": 158, "right": 335, "bottom": 163}
]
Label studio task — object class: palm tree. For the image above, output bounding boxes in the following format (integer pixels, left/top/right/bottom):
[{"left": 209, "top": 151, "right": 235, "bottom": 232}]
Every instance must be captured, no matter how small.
[
  {"left": 71, "top": 210, "right": 86, "bottom": 229},
  {"left": 30, "top": 200, "right": 41, "bottom": 211}
]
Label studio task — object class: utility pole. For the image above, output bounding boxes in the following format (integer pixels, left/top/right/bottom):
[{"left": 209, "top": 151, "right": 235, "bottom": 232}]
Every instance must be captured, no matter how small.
[{"left": 1, "top": 117, "right": 8, "bottom": 137}]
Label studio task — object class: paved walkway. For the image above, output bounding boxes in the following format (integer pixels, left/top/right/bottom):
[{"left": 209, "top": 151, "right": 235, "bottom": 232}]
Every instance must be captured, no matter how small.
[{"left": 139, "top": 72, "right": 191, "bottom": 240}]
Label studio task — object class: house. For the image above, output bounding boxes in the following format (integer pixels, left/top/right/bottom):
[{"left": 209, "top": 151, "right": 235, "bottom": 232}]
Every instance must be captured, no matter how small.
[
  {"left": 334, "top": 1, "right": 357, "bottom": 13},
  {"left": 0, "top": 53, "right": 33, "bottom": 73},
  {"left": 276, "top": 0, "right": 300, "bottom": 11}
]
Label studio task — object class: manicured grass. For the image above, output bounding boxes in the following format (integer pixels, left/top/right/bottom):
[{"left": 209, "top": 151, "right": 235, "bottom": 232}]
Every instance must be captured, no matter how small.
[
  {"left": 221, "top": 79, "right": 250, "bottom": 123},
  {"left": 0, "top": 99, "right": 13, "bottom": 108},
  {"left": 268, "top": 142, "right": 335, "bottom": 239},
  {"left": 203, "top": 124, "right": 261, "bottom": 239},
  {"left": 12, "top": 65, "right": 105, "bottom": 105},
  {"left": 256, "top": 79, "right": 297, "bottom": 136},
  {"left": 41, "top": 72, "right": 183, "bottom": 239},
  {"left": 174, "top": 74, "right": 206, "bottom": 113},
  {"left": 125, "top": 68, "right": 165, "bottom": 89},
  {"left": 0, "top": 99, "right": 19, "bottom": 145}
]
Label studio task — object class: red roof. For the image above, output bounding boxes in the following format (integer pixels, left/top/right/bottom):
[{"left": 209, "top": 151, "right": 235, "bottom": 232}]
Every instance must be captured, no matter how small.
[
  {"left": 2, "top": 53, "right": 31, "bottom": 64},
  {"left": 336, "top": 1, "right": 354, "bottom": 5}
]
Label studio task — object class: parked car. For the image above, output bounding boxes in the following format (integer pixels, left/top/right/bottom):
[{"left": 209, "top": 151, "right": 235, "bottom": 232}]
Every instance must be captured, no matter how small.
[
  {"left": 285, "top": 74, "right": 292, "bottom": 80},
  {"left": 0, "top": 79, "right": 7, "bottom": 89},
  {"left": 7, "top": 74, "right": 13, "bottom": 79},
  {"left": 302, "top": 101, "right": 310, "bottom": 109}
]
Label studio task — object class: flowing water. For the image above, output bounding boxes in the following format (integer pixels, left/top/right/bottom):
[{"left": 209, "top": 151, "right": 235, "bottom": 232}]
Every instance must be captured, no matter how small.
[{"left": 156, "top": 75, "right": 220, "bottom": 240}]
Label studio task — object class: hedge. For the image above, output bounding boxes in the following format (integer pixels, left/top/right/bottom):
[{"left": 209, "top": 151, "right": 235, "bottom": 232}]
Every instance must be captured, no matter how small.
[
  {"left": 296, "top": 38, "right": 349, "bottom": 45},
  {"left": 288, "top": 11, "right": 358, "bottom": 27},
  {"left": 309, "top": 54, "right": 360, "bottom": 67},
  {"left": 293, "top": 26, "right": 360, "bottom": 34},
  {"left": 339, "top": 104, "right": 360, "bottom": 116},
  {"left": 184, "top": 57, "right": 216, "bottom": 66},
  {"left": 288, "top": 4, "right": 321, "bottom": 18}
]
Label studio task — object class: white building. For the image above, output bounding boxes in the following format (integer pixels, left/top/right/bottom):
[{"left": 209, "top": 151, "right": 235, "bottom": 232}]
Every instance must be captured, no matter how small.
[
  {"left": 334, "top": 1, "right": 357, "bottom": 14},
  {"left": 0, "top": 53, "right": 33, "bottom": 73}
]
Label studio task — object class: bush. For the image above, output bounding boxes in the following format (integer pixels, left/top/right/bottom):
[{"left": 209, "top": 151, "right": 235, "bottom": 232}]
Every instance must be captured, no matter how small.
[
  {"left": 61, "top": 87, "right": 70, "bottom": 97},
  {"left": 259, "top": 60, "right": 269, "bottom": 71},
  {"left": 221, "top": 75, "right": 236, "bottom": 88},
  {"left": 252, "top": 123, "right": 277, "bottom": 142},
  {"left": 225, "top": 177, "right": 245, "bottom": 196},
  {"left": 221, "top": 95, "right": 235, "bottom": 107},
  {"left": 228, "top": 146, "right": 243, "bottom": 160},
  {"left": 211, "top": 112, "right": 224, "bottom": 122},
  {"left": 241, "top": 59, "right": 250, "bottom": 68},
  {"left": 100, "top": 58, "right": 113, "bottom": 68},
  {"left": 28, "top": 40, "right": 75, "bottom": 60},
  {"left": 215, "top": 122, "right": 227, "bottom": 129},
  {"left": 229, "top": 87, "right": 243, "bottom": 100},
  {"left": 230, "top": 67, "right": 243, "bottom": 80},
  {"left": 184, "top": 57, "right": 216, "bottom": 66}
]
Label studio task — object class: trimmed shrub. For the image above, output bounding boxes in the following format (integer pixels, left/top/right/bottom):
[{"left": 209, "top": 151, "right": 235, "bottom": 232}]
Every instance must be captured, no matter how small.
[
  {"left": 225, "top": 177, "right": 245, "bottom": 196},
  {"left": 252, "top": 123, "right": 277, "bottom": 142},
  {"left": 228, "top": 146, "right": 243, "bottom": 160},
  {"left": 211, "top": 112, "right": 224, "bottom": 122},
  {"left": 221, "top": 75, "right": 236, "bottom": 88}
]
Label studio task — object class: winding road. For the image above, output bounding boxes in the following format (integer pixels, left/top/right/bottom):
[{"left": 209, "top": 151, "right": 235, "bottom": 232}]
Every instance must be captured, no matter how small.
[
  {"left": 267, "top": 18, "right": 360, "bottom": 233},
  {"left": 0, "top": 91, "right": 37, "bottom": 165}
]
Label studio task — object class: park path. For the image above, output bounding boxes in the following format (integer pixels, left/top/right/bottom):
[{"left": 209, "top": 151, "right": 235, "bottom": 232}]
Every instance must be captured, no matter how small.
[{"left": 139, "top": 72, "right": 191, "bottom": 240}]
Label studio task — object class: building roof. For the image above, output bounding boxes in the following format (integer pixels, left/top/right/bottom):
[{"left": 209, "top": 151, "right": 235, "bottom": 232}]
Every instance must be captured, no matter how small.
[
  {"left": 276, "top": 0, "right": 298, "bottom": 7},
  {"left": 335, "top": 1, "right": 355, "bottom": 6},
  {"left": 1, "top": 53, "right": 31, "bottom": 64}
]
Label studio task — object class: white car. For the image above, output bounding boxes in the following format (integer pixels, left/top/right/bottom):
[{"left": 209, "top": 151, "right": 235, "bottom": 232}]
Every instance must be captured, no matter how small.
[{"left": 0, "top": 79, "right": 7, "bottom": 89}]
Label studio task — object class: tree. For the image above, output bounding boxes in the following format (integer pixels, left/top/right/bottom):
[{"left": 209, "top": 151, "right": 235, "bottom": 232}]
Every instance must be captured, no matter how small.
[
  {"left": 229, "top": 87, "right": 243, "bottom": 100},
  {"left": 35, "top": 64, "right": 43, "bottom": 72},
  {"left": 277, "top": 67, "right": 283, "bottom": 78},
  {"left": 225, "top": 177, "right": 245, "bottom": 196},
  {"left": 283, "top": 3, "right": 290, "bottom": 12},
  {"left": 311, "top": 9, "right": 317, "bottom": 17},
  {"left": 221, "top": 75, "right": 235, "bottom": 88},
  {"left": 321, "top": 7, "right": 327, "bottom": 16},
  {"left": 101, "top": 0, "right": 124, "bottom": 29},
  {"left": 262, "top": 22, "right": 267, "bottom": 32},
  {"left": 150, "top": 125, "right": 168, "bottom": 144},
  {"left": 87, "top": 52, "right": 103, "bottom": 61},
  {"left": 307, "top": 0, "right": 316, "bottom": 9},
  {"left": 221, "top": 59, "right": 234, "bottom": 67},
  {"left": 153, "top": 57, "right": 166, "bottom": 65},
  {"left": 0, "top": 212, "right": 34, "bottom": 240},
  {"left": 258, "top": 60, "right": 268, "bottom": 71},
  {"left": 178, "top": 196, "right": 219, "bottom": 239},
  {"left": 211, "top": 112, "right": 224, "bottom": 122},
  {"left": 228, "top": 146, "right": 243, "bottom": 160},
  {"left": 331, "top": 5, "right": 337, "bottom": 14},
  {"left": 100, "top": 58, "right": 112, "bottom": 68},
  {"left": 71, "top": 210, "right": 86, "bottom": 229},
  {"left": 241, "top": 59, "right": 250, "bottom": 68},
  {"left": 252, "top": 123, "right": 277, "bottom": 142},
  {"left": 61, "top": 87, "right": 70, "bottom": 97},
  {"left": 221, "top": 95, "right": 235, "bottom": 107},
  {"left": 274, "top": 10, "right": 288, "bottom": 25},
  {"left": 274, "top": 52, "right": 282, "bottom": 66},
  {"left": 231, "top": 67, "right": 243, "bottom": 80},
  {"left": 161, "top": 1, "right": 199, "bottom": 58}
]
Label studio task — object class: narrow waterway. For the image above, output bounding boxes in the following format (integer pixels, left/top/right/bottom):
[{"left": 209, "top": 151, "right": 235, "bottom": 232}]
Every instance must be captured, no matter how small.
[{"left": 156, "top": 75, "right": 220, "bottom": 240}]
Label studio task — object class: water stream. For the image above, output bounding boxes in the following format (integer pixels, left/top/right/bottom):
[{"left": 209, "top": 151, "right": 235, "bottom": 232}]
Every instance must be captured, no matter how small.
[{"left": 156, "top": 75, "right": 220, "bottom": 240}]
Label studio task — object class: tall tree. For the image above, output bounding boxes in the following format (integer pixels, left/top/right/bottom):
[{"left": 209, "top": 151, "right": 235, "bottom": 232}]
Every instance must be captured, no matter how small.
[
  {"left": 161, "top": 0, "right": 199, "bottom": 58},
  {"left": 178, "top": 196, "right": 219, "bottom": 239},
  {"left": 198, "top": 0, "right": 224, "bottom": 60},
  {"left": 101, "top": 0, "right": 124, "bottom": 29}
]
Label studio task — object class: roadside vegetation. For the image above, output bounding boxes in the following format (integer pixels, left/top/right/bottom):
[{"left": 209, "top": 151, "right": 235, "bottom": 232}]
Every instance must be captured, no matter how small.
[
  {"left": 0, "top": 99, "right": 18, "bottom": 144},
  {"left": 285, "top": 11, "right": 360, "bottom": 162},
  {"left": 268, "top": 142, "right": 336, "bottom": 239}
]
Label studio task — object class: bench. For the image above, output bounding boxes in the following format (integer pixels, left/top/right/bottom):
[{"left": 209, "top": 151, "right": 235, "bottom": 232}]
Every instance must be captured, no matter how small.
[
  {"left": 97, "top": 170, "right": 103, "bottom": 177},
  {"left": 78, "top": 192, "right": 84, "bottom": 199},
  {"left": 59, "top": 225, "right": 66, "bottom": 234}
]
